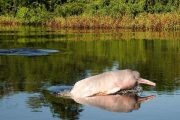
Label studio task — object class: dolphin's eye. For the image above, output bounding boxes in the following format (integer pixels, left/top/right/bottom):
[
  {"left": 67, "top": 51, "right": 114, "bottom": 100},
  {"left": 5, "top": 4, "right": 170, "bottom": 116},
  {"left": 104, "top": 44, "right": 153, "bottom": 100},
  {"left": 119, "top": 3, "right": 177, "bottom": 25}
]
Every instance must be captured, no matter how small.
[
  {"left": 133, "top": 71, "right": 140, "bottom": 79},
  {"left": 135, "top": 81, "right": 138, "bottom": 86}
]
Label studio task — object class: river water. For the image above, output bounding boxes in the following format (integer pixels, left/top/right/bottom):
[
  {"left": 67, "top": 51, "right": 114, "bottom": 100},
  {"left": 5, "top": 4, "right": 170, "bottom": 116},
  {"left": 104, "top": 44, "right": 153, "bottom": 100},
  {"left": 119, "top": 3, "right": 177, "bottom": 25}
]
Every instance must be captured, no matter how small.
[{"left": 0, "top": 27, "right": 180, "bottom": 120}]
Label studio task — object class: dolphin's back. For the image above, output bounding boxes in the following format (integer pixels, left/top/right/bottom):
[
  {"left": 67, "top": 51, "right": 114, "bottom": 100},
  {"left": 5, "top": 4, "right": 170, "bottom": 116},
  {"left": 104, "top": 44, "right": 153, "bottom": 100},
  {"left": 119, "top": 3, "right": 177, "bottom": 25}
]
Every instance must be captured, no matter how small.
[{"left": 70, "top": 70, "right": 136, "bottom": 97}]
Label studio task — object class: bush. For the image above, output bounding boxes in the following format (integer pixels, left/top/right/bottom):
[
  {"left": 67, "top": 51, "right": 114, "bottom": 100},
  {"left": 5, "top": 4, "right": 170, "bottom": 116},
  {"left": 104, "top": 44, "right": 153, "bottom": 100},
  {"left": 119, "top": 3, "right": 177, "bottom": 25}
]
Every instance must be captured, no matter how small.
[
  {"left": 127, "top": 3, "right": 144, "bottom": 17},
  {"left": 84, "top": 3, "right": 100, "bottom": 16},
  {"left": 16, "top": 7, "right": 29, "bottom": 22},
  {"left": 16, "top": 5, "right": 51, "bottom": 25},
  {"left": 55, "top": 3, "right": 85, "bottom": 17},
  {"left": 108, "top": 1, "right": 127, "bottom": 17}
]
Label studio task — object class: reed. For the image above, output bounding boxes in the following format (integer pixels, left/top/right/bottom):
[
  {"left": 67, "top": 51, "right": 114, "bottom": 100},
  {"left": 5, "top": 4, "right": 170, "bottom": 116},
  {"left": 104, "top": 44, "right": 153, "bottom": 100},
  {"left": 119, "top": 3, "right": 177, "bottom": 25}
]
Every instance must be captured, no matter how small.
[
  {"left": 46, "top": 13, "right": 180, "bottom": 31},
  {"left": 0, "top": 16, "right": 21, "bottom": 26},
  {"left": 1, "top": 13, "right": 180, "bottom": 31}
]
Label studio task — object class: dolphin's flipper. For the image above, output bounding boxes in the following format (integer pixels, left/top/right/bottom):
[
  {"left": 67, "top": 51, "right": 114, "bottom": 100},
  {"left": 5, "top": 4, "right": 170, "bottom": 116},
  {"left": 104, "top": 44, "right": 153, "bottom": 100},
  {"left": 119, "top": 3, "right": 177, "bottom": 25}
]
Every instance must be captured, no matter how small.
[{"left": 107, "top": 87, "right": 121, "bottom": 94}]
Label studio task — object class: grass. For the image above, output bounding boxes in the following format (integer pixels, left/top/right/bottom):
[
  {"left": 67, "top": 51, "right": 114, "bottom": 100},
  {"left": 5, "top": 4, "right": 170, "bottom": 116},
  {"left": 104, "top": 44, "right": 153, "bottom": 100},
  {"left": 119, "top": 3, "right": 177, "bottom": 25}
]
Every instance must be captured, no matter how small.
[
  {"left": 0, "top": 16, "right": 21, "bottom": 26},
  {"left": 46, "top": 13, "right": 180, "bottom": 31},
  {"left": 0, "top": 13, "right": 180, "bottom": 31}
]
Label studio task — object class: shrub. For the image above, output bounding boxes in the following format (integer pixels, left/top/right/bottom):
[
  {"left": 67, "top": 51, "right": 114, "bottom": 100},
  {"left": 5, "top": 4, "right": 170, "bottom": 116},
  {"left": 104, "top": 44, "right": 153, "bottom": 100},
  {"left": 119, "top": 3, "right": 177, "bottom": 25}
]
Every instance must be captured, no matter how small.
[
  {"left": 55, "top": 3, "right": 85, "bottom": 17},
  {"left": 16, "top": 7, "right": 29, "bottom": 22},
  {"left": 108, "top": 1, "right": 127, "bottom": 17},
  {"left": 16, "top": 5, "right": 51, "bottom": 25}
]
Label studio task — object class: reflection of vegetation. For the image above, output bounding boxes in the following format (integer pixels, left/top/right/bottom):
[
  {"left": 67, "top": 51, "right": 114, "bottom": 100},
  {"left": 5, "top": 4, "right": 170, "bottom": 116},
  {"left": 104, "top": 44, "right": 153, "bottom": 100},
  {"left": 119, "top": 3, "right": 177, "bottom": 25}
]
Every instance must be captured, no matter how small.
[
  {"left": 1, "top": 27, "right": 180, "bottom": 42},
  {"left": 24, "top": 91, "right": 82, "bottom": 120},
  {"left": 43, "top": 91, "right": 83, "bottom": 120},
  {"left": 0, "top": 30, "right": 180, "bottom": 94},
  {"left": 26, "top": 94, "right": 46, "bottom": 112}
]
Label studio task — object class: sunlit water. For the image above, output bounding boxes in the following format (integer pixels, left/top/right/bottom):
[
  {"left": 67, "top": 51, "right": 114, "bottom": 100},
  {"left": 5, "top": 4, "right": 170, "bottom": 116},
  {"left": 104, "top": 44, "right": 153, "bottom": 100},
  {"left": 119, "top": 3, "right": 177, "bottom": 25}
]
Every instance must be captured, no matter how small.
[{"left": 0, "top": 27, "right": 180, "bottom": 120}]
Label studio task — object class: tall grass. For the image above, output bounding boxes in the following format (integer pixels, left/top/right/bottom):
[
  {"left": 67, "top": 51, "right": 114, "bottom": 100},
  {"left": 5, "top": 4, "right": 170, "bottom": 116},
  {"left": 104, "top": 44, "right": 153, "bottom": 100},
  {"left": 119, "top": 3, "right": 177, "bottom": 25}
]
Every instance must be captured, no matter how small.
[
  {"left": 46, "top": 13, "right": 180, "bottom": 31},
  {"left": 0, "top": 16, "right": 21, "bottom": 26},
  {"left": 0, "top": 12, "right": 180, "bottom": 31}
]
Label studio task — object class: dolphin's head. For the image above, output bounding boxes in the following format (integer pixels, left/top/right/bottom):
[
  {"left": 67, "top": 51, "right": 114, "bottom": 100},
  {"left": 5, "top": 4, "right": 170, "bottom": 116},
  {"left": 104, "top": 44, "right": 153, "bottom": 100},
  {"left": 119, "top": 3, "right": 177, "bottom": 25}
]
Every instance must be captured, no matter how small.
[
  {"left": 115, "top": 70, "right": 156, "bottom": 91},
  {"left": 132, "top": 71, "right": 156, "bottom": 86}
]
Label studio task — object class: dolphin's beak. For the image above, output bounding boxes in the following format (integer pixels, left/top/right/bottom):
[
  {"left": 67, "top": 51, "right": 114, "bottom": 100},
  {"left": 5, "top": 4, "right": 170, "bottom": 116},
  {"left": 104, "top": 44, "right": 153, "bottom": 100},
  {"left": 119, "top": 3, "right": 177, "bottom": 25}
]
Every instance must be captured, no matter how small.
[{"left": 138, "top": 78, "right": 156, "bottom": 86}]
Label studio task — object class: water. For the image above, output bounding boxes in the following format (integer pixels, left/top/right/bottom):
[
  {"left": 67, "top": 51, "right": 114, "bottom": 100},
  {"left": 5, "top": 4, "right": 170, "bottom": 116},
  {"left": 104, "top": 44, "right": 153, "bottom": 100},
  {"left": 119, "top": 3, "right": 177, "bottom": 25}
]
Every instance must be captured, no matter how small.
[{"left": 0, "top": 27, "right": 180, "bottom": 120}]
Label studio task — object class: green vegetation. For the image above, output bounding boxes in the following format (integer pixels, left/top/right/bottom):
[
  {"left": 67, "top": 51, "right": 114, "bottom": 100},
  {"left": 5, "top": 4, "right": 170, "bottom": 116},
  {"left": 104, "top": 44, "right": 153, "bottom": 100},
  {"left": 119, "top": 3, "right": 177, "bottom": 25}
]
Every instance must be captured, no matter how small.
[{"left": 0, "top": 0, "right": 180, "bottom": 30}]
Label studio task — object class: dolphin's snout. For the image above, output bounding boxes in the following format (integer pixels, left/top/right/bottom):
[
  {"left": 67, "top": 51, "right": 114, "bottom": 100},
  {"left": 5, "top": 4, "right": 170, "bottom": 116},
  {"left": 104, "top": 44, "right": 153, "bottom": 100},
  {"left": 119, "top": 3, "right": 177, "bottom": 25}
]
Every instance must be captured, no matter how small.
[{"left": 138, "top": 78, "right": 156, "bottom": 86}]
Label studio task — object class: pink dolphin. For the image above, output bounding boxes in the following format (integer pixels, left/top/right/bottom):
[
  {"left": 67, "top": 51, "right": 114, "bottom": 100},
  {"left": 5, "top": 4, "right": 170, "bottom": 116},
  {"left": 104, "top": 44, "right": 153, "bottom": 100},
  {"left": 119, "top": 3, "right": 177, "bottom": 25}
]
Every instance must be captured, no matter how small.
[{"left": 70, "top": 69, "right": 156, "bottom": 98}]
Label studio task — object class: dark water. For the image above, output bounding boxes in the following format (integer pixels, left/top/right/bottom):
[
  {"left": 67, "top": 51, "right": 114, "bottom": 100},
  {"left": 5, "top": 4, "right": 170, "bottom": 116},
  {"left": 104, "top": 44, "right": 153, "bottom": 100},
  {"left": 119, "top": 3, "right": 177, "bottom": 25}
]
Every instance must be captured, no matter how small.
[{"left": 0, "top": 27, "right": 180, "bottom": 120}]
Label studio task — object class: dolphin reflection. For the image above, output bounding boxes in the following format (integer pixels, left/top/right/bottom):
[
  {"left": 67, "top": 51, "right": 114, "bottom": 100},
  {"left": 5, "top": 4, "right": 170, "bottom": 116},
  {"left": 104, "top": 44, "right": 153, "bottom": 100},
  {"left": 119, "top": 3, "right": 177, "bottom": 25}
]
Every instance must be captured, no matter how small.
[{"left": 73, "top": 94, "right": 155, "bottom": 112}]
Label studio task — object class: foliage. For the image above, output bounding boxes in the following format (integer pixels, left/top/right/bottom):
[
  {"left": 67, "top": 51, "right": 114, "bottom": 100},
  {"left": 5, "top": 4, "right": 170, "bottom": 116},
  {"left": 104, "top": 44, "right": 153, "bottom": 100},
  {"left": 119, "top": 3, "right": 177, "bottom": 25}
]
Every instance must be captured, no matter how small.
[
  {"left": 55, "top": 2, "right": 84, "bottom": 17},
  {"left": 0, "top": 0, "right": 180, "bottom": 28},
  {"left": 0, "top": 0, "right": 180, "bottom": 17},
  {"left": 16, "top": 4, "right": 51, "bottom": 25}
]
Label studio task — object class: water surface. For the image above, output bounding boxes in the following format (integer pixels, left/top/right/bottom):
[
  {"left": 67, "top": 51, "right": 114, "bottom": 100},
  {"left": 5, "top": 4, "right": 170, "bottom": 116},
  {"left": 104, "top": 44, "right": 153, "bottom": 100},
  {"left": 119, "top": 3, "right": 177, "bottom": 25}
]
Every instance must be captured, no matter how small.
[{"left": 0, "top": 27, "right": 180, "bottom": 120}]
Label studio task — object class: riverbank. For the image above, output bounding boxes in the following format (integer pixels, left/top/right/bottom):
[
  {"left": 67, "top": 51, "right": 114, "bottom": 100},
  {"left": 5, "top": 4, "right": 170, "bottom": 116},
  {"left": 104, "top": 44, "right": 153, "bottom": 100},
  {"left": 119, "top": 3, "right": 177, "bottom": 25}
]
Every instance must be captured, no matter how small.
[{"left": 1, "top": 13, "right": 180, "bottom": 31}]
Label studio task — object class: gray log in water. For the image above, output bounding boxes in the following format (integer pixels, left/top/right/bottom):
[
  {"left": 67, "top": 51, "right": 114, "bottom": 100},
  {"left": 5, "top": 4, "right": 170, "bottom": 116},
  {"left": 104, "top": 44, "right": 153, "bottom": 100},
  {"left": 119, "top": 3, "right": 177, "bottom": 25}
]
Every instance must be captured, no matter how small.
[{"left": 0, "top": 48, "right": 59, "bottom": 56}]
